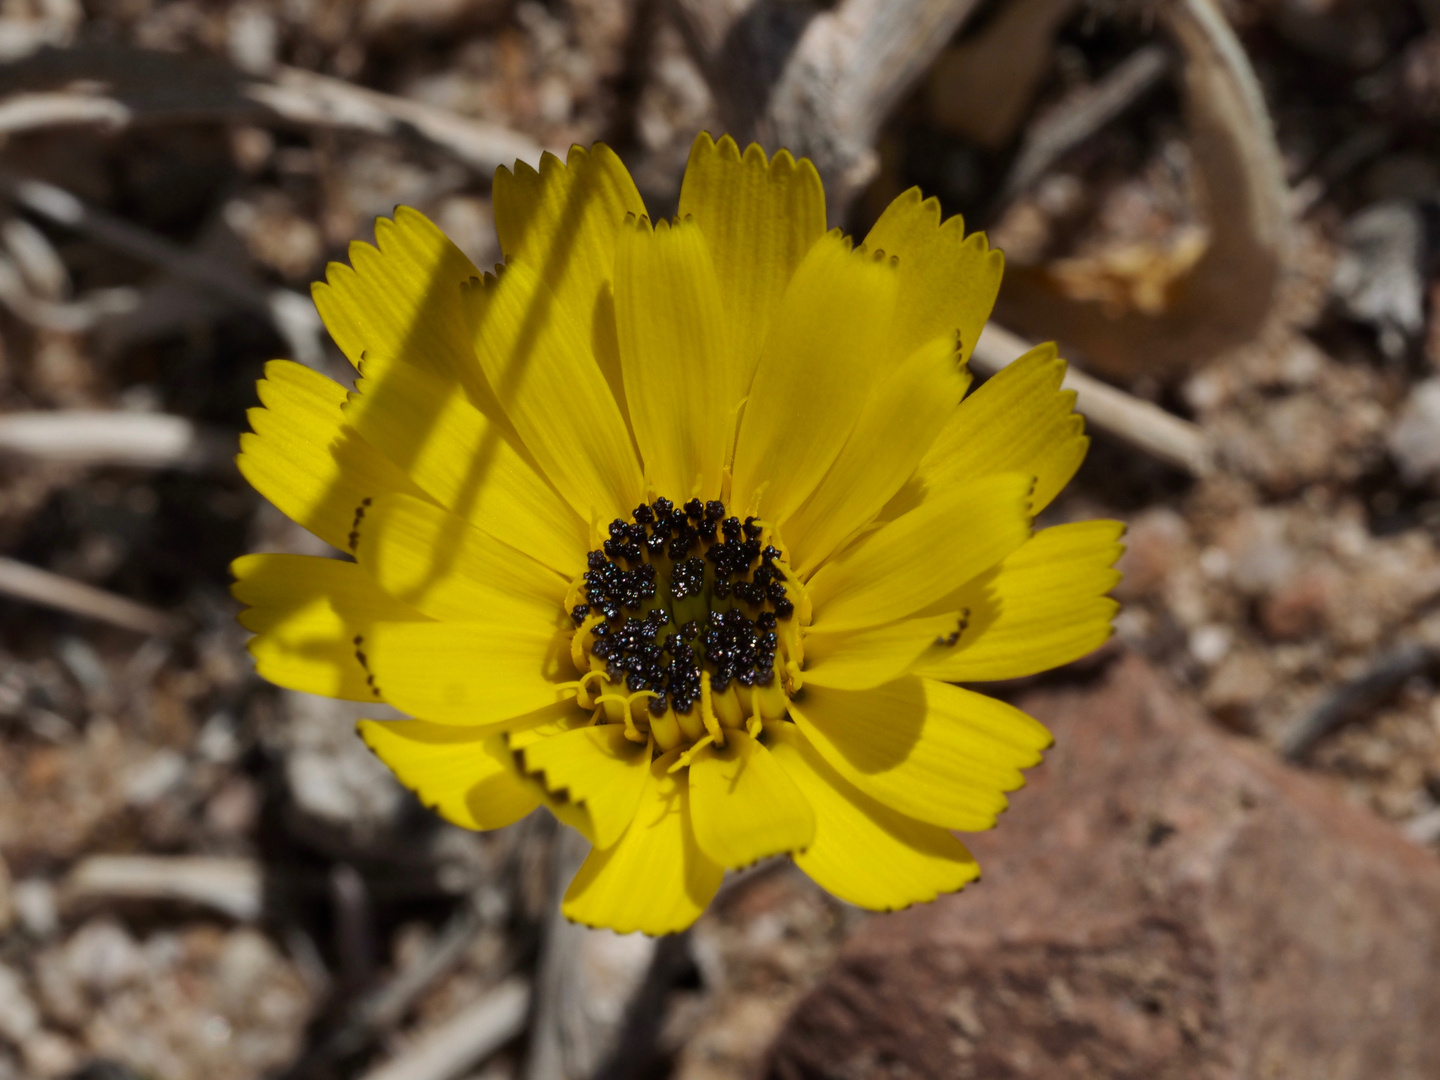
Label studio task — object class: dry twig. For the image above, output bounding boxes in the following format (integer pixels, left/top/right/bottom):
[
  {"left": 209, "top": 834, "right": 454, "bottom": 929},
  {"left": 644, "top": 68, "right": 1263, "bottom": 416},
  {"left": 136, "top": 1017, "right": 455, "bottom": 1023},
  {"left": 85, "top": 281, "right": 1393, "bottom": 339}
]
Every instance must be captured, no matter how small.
[
  {"left": 1000, "top": 44, "right": 1172, "bottom": 202},
  {"left": 0, "top": 251, "right": 136, "bottom": 330},
  {"left": 0, "top": 171, "right": 326, "bottom": 368},
  {"left": 673, "top": 0, "right": 988, "bottom": 215},
  {"left": 0, "top": 44, "right": 545, "bottom": 172},
  {"left": 0, "top": 89, "right": 130, "bottom": 134},
  {"left": 924, "top": 0, "right": 1080, "bottom": 148},
  {"left": 251, "top": 66, "right": 544, "bottom": 173},
  {"left": 330, "top": 902, "right": 489, "bottom": 1057},
  {"left": 973, "top": 323, "right": 1214, "bottom": 477},
  {"left": 524, "top": 829, "right": 659, "bottom": 1080},
  {"left": 0, "top": 411, "right": 230, "bottom": 470},
  {"left": 0, "top": 556, "right": 179, "bottom": 637},
  {"left": 996, "top": 0, "right": 1293, "bottom": 378},
  {"left": 1279, "top": 643, "right": 1437, "bottom": 761},
  {"left": 359, "top": 980, "right": 531, "bottom": 1080},
  {"left": 63, "top": 855, "right": 263, "bottom": 920}
]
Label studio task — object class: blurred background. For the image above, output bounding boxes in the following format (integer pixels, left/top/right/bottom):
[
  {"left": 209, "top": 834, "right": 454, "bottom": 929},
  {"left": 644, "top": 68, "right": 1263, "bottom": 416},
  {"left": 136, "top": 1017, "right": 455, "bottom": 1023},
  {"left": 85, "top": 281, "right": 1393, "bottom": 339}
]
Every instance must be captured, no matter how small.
[{"left": 1, "top": 0, "right": 1439, "bottom": 1078}]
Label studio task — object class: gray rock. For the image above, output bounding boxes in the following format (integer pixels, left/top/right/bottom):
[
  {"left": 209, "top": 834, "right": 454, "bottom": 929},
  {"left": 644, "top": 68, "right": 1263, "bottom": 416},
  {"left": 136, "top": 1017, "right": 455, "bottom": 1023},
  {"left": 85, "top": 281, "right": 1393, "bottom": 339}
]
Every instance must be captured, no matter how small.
[
  {"left": 0, "top": 963, "right": 39, "bottom": 1043},
  {"left": 64, "top": 920, "right": 145, "bottom": 993},
  {"left": 281, "top": 692, "right": 403, "bottom": 831},
  {"left": 13, "top": 878, "right": 58, "bottom": 939},
  {"left": 1331, "top": 200, "right": 1426, "bottom": 358},
  {"left": 1388, "top": 378, "right": 1440, "bottom": 485}
]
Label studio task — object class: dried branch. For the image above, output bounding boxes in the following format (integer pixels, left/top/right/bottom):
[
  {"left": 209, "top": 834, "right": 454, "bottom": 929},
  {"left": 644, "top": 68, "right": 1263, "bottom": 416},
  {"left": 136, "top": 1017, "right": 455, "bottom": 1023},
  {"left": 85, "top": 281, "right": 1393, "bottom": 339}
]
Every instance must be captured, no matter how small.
[
  {"left": 0, "top": 556, "right": 180, "bottom": 637},
  {"left": 0, "top": 44, "right": 544, "bottom": 173},
  {"left": 925, "top": 0, "right": 1080, "bottom": 149},
  {"left": 338, "top": 903, "right": 488, "bottom": 1052},
  {"left": 524, "top": 829, "right": 657, "bottom": 1080},
  {"left": 0, "top": 89, "right": 130, "bottom": 134},
  {"left": 673, "top": 0, "right": 987, "bottom": 214},
  {"left": 359, "top": 981, "right": 531, "bottom": 1080},
  {"left": 251, "top": 66, "right": 544, "bottom": 174},
  {"left": 63, "top": 855, "right": 263, "bottom": 919},
  {"left": 0, "top": 411, "right": 230, "bottom": 470},
  {"left": 1279, "top": 643, "right": 1437, "bottom": 761},
  {"left": 1000, "top": 44, "right": 1172, "bottom": 202},
  {"left": 0, "top": 171, "right": 326, "bottom": 368},
  {"left": 996, "top": 0, "right": 1293, "bottom": 378},
  {"left": 973, "top": 323, "right": 1215, "bottom": 477},
  {"left": 0, "top": 250, "right": 137, "bottom": 330}
]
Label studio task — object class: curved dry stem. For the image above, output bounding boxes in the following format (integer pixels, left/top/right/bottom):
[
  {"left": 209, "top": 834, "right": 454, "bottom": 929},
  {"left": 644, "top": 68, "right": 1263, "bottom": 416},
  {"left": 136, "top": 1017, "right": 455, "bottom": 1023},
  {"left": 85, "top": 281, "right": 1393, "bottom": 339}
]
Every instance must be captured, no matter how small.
[
  {"left": 995, "top": 0, "right": 1293, "bottom": 378},
  {"left": 672, "top": 0, "right": 987, "bottom": 217}
]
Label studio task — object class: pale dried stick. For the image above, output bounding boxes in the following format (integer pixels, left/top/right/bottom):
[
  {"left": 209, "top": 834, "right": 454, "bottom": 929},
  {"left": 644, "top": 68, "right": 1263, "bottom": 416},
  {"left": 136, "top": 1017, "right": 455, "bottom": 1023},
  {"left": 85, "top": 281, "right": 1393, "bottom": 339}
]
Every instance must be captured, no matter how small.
[
  {"left": 0, "top": 91, "right": 131, "bottom": 134},
  {"left": 0, "top": 411, "right": 230, "bottom": 470},
  {"left": 1279, "top": 643, "right": 1436, "bottom": 761},
  {"left": 0, "top": 51, "right": 544, "bottom": 173},
  {"left": 674, "top": 0, "right": 988, "bottom": 214},
  {"left": 0, "top": 250, "right": 137, "bottom": 331},
  {"left": 1001, "top": 44, "right": 1172, "bottom": 201},
  {"left": 973, "top": 324, "right": 1215, "bottom": 477},
  {"left": 0, "top": 171, "right": 325, "bottom": 368},
  {"left": 63, "top": 855, "right": 262, "bottom": 920},
  {"left": 251, "top": 66, "right": 544, "bottom": 173},
  {"left": 360, "top": 981, "right": 531, "bottom": 1080},
  {"left": 0, "top": 557, "right": 179, "bottom": 636}
]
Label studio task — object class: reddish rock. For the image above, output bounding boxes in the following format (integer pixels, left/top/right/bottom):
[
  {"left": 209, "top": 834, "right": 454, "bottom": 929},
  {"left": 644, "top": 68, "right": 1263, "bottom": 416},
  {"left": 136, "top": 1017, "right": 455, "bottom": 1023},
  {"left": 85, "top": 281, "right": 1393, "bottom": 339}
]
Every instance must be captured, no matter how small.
[
  {"left": 1258, "top": 564, "right": 1340, "bottom": 641},
  {"left": 764, "top": 655, "right": 1440, "bottom": 1080},
  {"left": 1113, "top": 509, "right": 1191, "bottom": 601}
]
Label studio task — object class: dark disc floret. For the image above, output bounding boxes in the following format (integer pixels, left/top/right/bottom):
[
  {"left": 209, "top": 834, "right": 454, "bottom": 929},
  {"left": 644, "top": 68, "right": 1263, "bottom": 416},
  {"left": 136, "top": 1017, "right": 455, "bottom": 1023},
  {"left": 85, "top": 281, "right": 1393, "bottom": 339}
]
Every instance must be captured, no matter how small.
[{"left": 577, "top": 496, "right": 792, "bottom": 714}]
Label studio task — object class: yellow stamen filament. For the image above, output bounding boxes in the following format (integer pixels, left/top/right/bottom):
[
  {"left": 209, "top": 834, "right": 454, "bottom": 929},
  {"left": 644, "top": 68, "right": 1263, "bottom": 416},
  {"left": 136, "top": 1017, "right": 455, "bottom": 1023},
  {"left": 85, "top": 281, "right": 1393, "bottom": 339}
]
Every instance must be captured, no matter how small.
[
  {"left": 668, "top": 734, "right": 715, "bottom": 773},
  {"left": 570, "top": 613, "right": 607, "bottom": 672},
  {"left": 785, "top": 659, "right": 804, "bottom": 694},
  {"left": 595, "top": 692, "right": 652, "bottom": 743},
  {"left": 698, "top": 671, "right": 725, "bottom": 747},
  {"left": 574, "top": 668, "right": 607, "bottom": 709}
]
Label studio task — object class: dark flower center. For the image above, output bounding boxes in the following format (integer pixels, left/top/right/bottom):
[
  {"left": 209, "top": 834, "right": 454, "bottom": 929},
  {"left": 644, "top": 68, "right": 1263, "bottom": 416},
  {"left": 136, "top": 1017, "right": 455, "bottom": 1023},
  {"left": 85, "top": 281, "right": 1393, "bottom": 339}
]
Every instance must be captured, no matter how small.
[{"left": 570, "top": 497, "right": 794, "bottom": 720}]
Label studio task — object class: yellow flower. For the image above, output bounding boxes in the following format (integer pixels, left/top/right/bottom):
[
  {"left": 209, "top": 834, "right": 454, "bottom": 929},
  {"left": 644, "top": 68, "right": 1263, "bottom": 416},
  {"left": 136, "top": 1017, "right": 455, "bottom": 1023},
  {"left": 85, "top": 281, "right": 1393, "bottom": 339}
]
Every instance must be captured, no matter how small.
[{"left": 231, "top": 134, "right": 1123, "bottom": 935}]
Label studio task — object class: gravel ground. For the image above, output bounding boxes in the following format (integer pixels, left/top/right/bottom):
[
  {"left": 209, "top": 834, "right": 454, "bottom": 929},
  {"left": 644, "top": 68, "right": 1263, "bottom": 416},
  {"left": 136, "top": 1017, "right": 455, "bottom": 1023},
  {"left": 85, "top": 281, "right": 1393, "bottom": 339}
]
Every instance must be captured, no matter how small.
[{"left": 2, "top": 1, "right": 1439, "bottom": 1078}]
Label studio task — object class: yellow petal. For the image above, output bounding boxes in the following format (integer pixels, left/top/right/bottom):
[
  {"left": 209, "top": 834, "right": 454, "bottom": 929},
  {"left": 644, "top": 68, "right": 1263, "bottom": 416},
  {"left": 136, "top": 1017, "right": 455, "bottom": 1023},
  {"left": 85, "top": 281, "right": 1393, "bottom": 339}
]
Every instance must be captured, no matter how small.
[
  {"left": 499, "top": 708, "right": 602, "bottom": 842},
  {"left": 787, "top": 678, "right": 1050, "bottom": 832},
  {"left": 493, "top": 145, "right": 647, "bottom": 423},
  {"left": 346, "top": 357, "right": 587, "bottom": 574},
  {"left": 239, "top": 360, "right": 431, "bottom": 552},
  {"left": 913, "top": 520, "right": 1124, "bottom": 681},
  {"left": 519, "top": 724, "right": 652, "bottom": 849},
  {"left": 614, "top": 215, "right": 732, "bottom": 500},
  {"left": 805, "top": 472, "right": 1032, "bottom": 632},
  {"left": 801, "top": 610, "right": 967, "bottom": 691},
  {"left": 782, "top": 335, "right": 972, "bottom": 576},
  {"left": 688, "top": 729, "right": 815, "bottom": 868},
  {"left": 353, "top": 492, "right": 567, "bottom": 624},
  {"left": 504, "top": 705, "right": 594, "bottom": 751},
  {"left": 905, "top": 342, "right": 1087, "bottom": 517},
  {"left": 562, "top": 749, "right": 724, "bottom": 935},
  {"left": 232, "top": 553, "right": 428, "bottom": 701},
  {"left": 765, "top": 722, "right": 980, "bottom": 910},
  {"left": 862, "top": 187, "right": 1002, "bottom": 368},
  {"left": 358, "top": 719, "right": 540, "bottom": 830},
  {"left": 464, "top": 259, "right": 644, "bottom": 525},
  {"left": 677, "top": 134, "right": 827, "bottom": 386},
  {"left": 365, "top": 620, "right": 574, "bottom": 726},
  {"left": 313, "top": 208, "right": 498, "bottom": 409},
  {"left": 730, "top": 231, "right": 900, "bottom": 521}
]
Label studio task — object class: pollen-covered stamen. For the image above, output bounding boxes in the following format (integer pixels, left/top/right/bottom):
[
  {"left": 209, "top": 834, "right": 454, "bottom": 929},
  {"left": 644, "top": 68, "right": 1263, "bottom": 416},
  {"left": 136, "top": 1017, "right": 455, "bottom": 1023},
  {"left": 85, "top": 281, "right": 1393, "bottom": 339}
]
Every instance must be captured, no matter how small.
[{"left": 569, "top": 496, "right": 802, "bottom": 753}]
